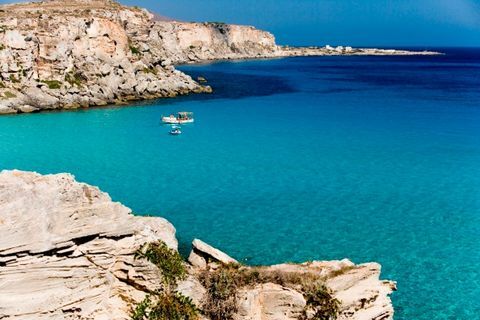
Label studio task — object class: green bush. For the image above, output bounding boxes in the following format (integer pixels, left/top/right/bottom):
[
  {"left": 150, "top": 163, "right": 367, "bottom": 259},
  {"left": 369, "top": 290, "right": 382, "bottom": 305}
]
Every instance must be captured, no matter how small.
[
  {"left": 9, "top": 74, "right": 20, "bottom": 83},
  {"left": 301, "top": 285, "right": 340, "bottom": 320},
  {"left": 130, "top": 45, "right": 140, "bottom": 55},
  {"left": 200, "top": 265, "right": 239, "bottom": 320},
  {"left": 135, "top": 241, "right": 186, "bottom": 287},
  {"left": 65, "top": 71, "right": 86, "bottom": 87},
  {"left": 132, "top": 241, "right": 198, "bottom": 320},
  {"left": 132, "top": 292, "right": 198, "bottom": 320},
  {"left": 131, "top": 295, "right": 152, "bottom": 320},
  {"left": 41, "top": 80, "right": 62, "bottom": 89},
  {"left": 142, "top": 67, "right": 158, "bottom": 75},
  {"left": 4, "top": 91, "right": 16, "bottom": 99}
]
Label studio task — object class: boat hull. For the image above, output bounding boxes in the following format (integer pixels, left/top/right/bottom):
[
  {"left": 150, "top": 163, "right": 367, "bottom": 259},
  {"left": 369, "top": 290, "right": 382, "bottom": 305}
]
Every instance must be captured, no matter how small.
[{"left": 162, "top": 117, "right": 194, "bottom": 124}]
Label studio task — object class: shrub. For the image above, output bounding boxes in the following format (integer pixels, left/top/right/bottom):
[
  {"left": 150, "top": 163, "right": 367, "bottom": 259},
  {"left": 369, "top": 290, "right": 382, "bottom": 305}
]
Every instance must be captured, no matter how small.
[
  {"left": 135, "top": 241, "right": 186, "bottom": 287},
  {"left": 41, "top": 80, "right": 62, "bottom": 89},
  {"left": 9, "top": 74, "right": 20, "bottom": 83},
  {"left": 130, "top": 44, "right": 140, "bottom": 55},
  {"left": 0, "top": 44, "right": 5, "bottom": 50},
  {"left": 132, "top": 241, "right": 198, "bottom": 320},
  {"left": 132, "top": 292, "right": 198, "bottom": 320},
  {"left": 199, "top": 264, "right": 341, "bottom": 320},
  {"left": 4, "top": 91, "right": 16, "bottom": 99},
  {"left": 142, "top": 67, "right": 157, "bottom": 75},
  {"left": 0, "top": 81, "right": 5, "bottom": 88},
  {"left": 65, "top": 71, "right": 86, "bottom": 87},
  {"left": 329, "top": 265, "right": 355, "bottom": 278},
  {"left": 200, "top": 264, "right": 239, "bottom": 320},
  {"left": 131, "top": 295, "right": 152, "bottom": 320},
  {"left": 300, "top": 285, "right": 340, "bottom": 320}
]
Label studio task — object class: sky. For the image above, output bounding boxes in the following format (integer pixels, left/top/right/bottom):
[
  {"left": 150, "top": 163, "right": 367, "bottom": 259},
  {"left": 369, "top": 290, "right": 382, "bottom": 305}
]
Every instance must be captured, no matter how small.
[
  {"left": 117, "top": 0, "right": 480, "bottom": 47},
  {"left": 2, "top": 0, "right": 480, "bottom": 47}
]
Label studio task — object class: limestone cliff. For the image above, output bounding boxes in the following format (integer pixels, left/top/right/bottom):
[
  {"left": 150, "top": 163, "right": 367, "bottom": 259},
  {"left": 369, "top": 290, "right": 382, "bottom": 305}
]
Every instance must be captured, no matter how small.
[
  {"left": 0, "top": 0, "right": 211, "bottom": 114},
  {"left": 0, "top": 0, "right": 439, "bottom": 114},
  {"left": 0, "top": 170, "right": 396, "bottom": 320}
]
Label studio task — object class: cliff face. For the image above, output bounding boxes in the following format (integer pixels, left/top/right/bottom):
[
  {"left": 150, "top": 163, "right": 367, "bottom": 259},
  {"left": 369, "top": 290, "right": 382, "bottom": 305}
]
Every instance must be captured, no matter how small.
[
  {"left": 0, "top": 0, "right": 212, "bottom": 114},
  {"left": 0, "top": 0, "right": 283, "bottom": 114},
  {"left": 0, "top": 0, "right": 439, "bottom": 114},
  {"left": 0, "top": 170, "right": 396, "bottom": 320},
  {"left": 150, "top": 22, "right": 280, "bottom": 64}
]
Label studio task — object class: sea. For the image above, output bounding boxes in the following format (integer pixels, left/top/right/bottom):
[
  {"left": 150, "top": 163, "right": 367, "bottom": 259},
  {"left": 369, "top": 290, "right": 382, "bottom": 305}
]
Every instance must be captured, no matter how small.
[{"left": 0, "top": 48, "right": 479, "bottom": 320}]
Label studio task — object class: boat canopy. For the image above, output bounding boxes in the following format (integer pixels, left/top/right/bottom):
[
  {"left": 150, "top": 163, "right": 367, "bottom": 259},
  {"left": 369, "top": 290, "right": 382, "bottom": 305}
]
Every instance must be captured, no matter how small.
[{"left": 178, "top": 112, "right": 193, "bottom": 119}]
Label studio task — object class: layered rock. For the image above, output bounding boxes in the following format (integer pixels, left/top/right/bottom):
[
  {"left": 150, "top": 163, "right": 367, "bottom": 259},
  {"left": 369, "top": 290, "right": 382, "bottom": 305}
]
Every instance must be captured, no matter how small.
[
  {"left": 0, "top": 0, "right": 211, "bottom": 114},
  {"left": 0, "top": 170, "right": 177, "bottom": 319},
  {"left": 0, "top": 170, "right": 396, "bottom": 319},
  {"left": 0, "top": 0, "right": 440, "bottom": 114}
]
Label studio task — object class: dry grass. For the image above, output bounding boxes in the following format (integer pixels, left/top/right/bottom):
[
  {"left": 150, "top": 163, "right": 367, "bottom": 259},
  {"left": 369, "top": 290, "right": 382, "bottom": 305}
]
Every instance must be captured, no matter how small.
[{"left": 199, "top": 264, "right": 340, "bottom": 320}]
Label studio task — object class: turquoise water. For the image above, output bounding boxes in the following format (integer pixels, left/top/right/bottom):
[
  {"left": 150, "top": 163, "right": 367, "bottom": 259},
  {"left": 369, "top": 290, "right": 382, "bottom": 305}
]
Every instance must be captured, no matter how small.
[{"left": 1, "top": 48, "right": 480, "bottom": 319}]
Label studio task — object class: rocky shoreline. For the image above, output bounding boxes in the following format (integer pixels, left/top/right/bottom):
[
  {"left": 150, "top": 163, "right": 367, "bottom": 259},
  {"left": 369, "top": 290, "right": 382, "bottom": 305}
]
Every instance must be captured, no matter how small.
[
  {"left": 0, "top": 170, "right": 396, "bottom": 319},
  {"left": 0, "top": 0, "right": 440, "bottom": 115}
]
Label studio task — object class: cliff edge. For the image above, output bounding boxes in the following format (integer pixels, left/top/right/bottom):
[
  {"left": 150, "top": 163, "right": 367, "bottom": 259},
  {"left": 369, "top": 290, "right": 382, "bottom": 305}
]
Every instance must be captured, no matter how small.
[
  {"left": 0, "top": 0, "right": 439, "bottom": 114},
  {"left": 0, "top": 170, "right": 396, "bottom": 320}
]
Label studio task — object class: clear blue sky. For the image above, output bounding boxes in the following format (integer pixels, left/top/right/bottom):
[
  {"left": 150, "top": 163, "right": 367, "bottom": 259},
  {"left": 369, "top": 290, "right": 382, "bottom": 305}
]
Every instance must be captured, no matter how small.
[{"left": 3, "top": 0, "right": 479, "bottom": 47}]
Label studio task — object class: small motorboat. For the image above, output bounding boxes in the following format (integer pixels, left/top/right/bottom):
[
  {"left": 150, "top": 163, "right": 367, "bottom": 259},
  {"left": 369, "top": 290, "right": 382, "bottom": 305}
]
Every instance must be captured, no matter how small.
[
  {"left": 169, "top": 128, "right": 182, "bottom": 135},
  {"left": 162, "top": 112, "right": 194, "bottom": 124}
]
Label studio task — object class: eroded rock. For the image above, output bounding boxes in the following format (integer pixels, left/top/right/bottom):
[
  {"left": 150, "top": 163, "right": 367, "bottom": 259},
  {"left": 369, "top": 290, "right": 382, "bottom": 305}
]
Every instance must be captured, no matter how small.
[
  {"left": 0, "top": 170, "right": 396, "bottom": 320},
  {"left": 0, "top": 170, "right": 176, "bottom": 319}
]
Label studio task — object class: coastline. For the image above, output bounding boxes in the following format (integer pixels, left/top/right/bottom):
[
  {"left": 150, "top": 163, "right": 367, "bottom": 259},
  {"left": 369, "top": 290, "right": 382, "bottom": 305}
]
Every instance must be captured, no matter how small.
[{"left": 0, "top": 0, "right": 441, "bottom": 115}]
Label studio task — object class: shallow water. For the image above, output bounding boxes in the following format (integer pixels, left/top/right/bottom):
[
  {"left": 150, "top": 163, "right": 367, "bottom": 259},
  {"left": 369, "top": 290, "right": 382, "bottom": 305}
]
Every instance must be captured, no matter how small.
[{"left": 1, "top": 48, "right": 479, "bottom": 319}]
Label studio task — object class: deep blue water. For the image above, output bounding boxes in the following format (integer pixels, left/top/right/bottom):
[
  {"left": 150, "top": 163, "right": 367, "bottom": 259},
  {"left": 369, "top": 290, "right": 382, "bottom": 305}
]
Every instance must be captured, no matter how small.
[{"left": 1, "top": 48, "right": 479, "bottom": 319}]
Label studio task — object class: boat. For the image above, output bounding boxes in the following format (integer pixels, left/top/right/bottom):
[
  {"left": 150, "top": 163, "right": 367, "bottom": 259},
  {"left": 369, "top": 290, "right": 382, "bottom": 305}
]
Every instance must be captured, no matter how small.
[
  {"left": 162, "top": 112, "right": 194, "bottom": 124},
  {"left": 169, "top": 128, "right": 182, "bottom": 135}
]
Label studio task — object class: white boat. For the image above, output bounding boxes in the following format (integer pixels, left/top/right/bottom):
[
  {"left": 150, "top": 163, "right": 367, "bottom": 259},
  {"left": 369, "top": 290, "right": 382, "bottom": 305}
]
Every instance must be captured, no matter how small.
[
  {"left": 169, "top": 128, "right": 182, "bottom": 135},
  {"left": 162, "top": 112, "right": 194, "bottom": 124}
]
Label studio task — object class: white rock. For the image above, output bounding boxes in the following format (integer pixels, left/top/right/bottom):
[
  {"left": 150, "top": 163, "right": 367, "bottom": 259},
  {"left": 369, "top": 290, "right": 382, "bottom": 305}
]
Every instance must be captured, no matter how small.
[
  {"left": 191, "top": 238, "right": 238, "bottom": 265},
  {"left": 4, "top": 30, "right": 27, "bottom": 49},
  {"left": 0, "top": 170, "right": 177, "bottom": 319},
  {"left": 0, "top": 104, "right": 17, "bottom": 114},
  {"left": 235, "top": 283, "right": 306, "bottom": 320},
  {"left": 17, "top": 104, "right": 38, "bottom": 113}
]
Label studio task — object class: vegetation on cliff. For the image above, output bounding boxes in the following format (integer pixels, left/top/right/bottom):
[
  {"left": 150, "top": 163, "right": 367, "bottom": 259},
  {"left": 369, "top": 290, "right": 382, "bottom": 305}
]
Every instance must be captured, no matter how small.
[
  {"left": 132, "top": 241, "right": 199, "bottom": 320},
  {"left": 132, "top": 242, "right": 340, "bottom": 320},
  {"left": 199, "top": 263, "right": 340, "bottom": 320}
]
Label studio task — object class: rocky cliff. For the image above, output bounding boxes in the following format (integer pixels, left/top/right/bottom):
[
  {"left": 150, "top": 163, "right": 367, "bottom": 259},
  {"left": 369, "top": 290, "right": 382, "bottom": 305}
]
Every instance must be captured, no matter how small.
[
  {"left": 0, "top": 170, "right": 396, "bottom": 320},
  {"left": 0, "top": 0, "right": 439, "bottom": 114}
]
